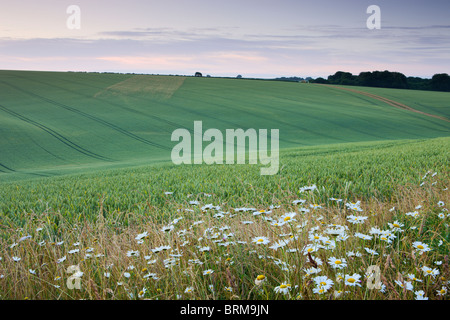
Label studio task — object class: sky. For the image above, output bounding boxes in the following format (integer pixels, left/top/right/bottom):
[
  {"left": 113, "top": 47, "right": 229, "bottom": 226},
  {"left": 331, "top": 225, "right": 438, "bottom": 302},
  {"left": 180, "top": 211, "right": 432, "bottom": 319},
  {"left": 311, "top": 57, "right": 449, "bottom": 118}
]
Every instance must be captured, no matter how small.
[{"left": 0, "top": 0, "right": 449, "bottom": 78}]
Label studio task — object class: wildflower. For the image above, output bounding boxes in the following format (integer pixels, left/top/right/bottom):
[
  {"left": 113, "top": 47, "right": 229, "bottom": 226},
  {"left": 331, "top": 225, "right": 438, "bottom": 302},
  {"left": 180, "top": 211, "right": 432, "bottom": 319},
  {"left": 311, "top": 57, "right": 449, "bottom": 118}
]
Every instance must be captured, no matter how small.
[
  {"left": 135, "top": 231, "right": 148, "bottom": 241},
  {"left": 269, "top": 239, "right": 290, "bottom": 251},
  {"left": 354, "top": 232, "right": 373, "bottom": 240},
  {"left": 406, "top": 211, "right": 420, "bottom": 218},
  {"left": 388, "top": 221, "right": 404, "bottom": 232},
  {"left": 406, "top": 274, "right": 423, "bottom": 283},
  {"left": 394, "top": 280, "right": 413, "bottom": 291},
  {"left": 126, "top": 250, "right": 140, "bottom": 257},
  {"left": 280, "top": 212, "right": 297, "bottom": 222},
  {"left": 412, "top": 241, "right": 431, "bottom": 254},
  {"left": 346, "top": 251, "right": 362, "bottom": 258},
  {"left": 199, "top": 246, "right": 211, "bottom": 252},
  {"left": 57, "top": 256, "right": 66, "bottom": 264},
  {"left": 364, "top": 248, "right": 378, "bottom": 255},
  {"left": 302, "top": 244, "right": 319, "bottom": 255},
  {"left": 203, "top": 269, "right": 214, "bottom": 275},
  {"left": 138, "top": 288, "right": 147, "bottom": 298},
  {"left": 312, "top": 287, "right": 328, "bottom": 294},
  {"left": 344, "top": 274, "right": 361, "bottom": 287},
  {"left": 143, "top": 273, "right": 158, "bottom": 280},
  {"left": 12, "top": 256, "right": 21, "bottom": 262},
  {"left": 304, "top": 267, "right": 322, "bottom": 276},
  {"left": 152, "top": 245, "right": 171, "bottom": 253},
  {"left": 274, "top": 283, "right": 291, "bottom": 294},
  {"left": 437, "top": 201, "right": 445, "bottom": 207},
  {"left": 293, "top": 199, "right": 306, "bottom": 205},
  {"left": 29, "top": 269, "right": 36, "bottom": 275},
  {"left": 252, "top": 236, "right": 270, "bottom": 245},
  {"left": 309, "top": 233, "right": 325, "bottom": 242},
  {"left": 68, "top": 249, "right": 79, "bottom": 254},
  {"left": 224, "top": 287, "right": 233, "bottom": 292},
  {"left": 414, "top": 290, "right": 428, "bottom": 300},
  {"left": 347, "top": 215, "right": 368, "bottom": 224},
  {"left": 255, "top": 275, "right": 266, "bottom": 285},
  {"left": 369, "top": 227, "right": 383, "bottom": 235},
  {"left": 19, "top": 235, "right": 32, "bottom": 242},
  {"left": 328, "top": 257, "right": 347, "bottom": 269},
  {"left": 161, "top": 225, "right": 174, "bottom": 233},
  {"left": 313, "top": 276, "right": 334, "bottom": 291},
  {"left": 123, "top": 272, "right": 131, "bottom": 278},
  {"left": 299, "top": 185, "right": 317, "bottom": 193},
  {"left": 345, "top": 201, "right": 363, "bottom": 212},
  {"left": 184, "top": 287, "right": 194, "bottom": 293},
  {"left": 422, "top": 266, "right": 439, "bottom": 278},
  {"left": 437, "top": 287, "right": 447, "bottom": 296}
]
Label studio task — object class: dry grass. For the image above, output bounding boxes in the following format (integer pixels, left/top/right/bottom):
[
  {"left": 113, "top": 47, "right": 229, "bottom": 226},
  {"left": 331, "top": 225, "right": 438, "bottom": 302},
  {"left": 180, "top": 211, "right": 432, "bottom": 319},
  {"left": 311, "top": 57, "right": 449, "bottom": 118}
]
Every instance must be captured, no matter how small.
[{"left": 0, "top": 177, "right": 448, "bottom": 300}]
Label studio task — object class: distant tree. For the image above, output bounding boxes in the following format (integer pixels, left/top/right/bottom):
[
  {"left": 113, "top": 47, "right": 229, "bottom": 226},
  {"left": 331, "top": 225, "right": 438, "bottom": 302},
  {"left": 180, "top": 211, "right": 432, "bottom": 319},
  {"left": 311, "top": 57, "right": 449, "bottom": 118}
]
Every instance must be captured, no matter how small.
[
  {"left": 407, "top": 77, "right": 431, "bottom": 90},
  {"left": 357, "top": 70, "right": 407, "bottom": 89},
  {"left": 327, "top": 71, "right": 357, "bottom": 85},
  {"left": 195, "top": 72, "right": 203, "bottom": 77},
  {"left": 236, "top": 75, "right": 242, "bottom": 79},
  {"left": 430, "top": 73, "right": 450, "bottom": 92},
  {"left": 312, "top": 77, "right": 328, "bottom": 84}
]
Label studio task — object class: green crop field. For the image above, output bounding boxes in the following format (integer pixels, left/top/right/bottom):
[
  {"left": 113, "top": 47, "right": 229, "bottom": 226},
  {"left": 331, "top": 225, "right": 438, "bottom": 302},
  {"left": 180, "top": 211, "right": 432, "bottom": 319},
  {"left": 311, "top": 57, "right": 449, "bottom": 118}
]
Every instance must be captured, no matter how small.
[{"left": 0, "top": 70, "right": 449, "bottom": 300}]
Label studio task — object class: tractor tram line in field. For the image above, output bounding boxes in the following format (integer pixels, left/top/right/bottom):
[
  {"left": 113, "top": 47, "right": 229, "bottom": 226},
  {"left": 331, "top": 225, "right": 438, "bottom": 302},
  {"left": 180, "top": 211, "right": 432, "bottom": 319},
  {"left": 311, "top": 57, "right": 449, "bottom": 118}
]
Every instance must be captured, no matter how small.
[
  {"left": 1, "top": 80, "right": 173, "bottom": 153},
  {"left": 320, "top": 84, "right": 450, "bottom": 123}
]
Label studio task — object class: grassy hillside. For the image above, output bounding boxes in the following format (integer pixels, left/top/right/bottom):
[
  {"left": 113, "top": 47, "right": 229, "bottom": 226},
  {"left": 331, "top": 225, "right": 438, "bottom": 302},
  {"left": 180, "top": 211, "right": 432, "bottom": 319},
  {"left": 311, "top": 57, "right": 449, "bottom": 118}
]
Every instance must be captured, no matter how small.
[{"left": 0, "top": 70, "right": 448, "bottom": 181}]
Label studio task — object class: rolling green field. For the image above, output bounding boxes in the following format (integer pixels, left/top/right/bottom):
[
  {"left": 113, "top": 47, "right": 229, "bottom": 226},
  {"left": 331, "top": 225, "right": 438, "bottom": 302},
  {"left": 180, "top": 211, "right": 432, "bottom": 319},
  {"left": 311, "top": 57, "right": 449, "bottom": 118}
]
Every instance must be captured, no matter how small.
[
  {"left": 0, "top": 70, "right": 449, "bottom": 300},
  {"left": 0, "top": 70, "right": 448, "bottom": 181}
]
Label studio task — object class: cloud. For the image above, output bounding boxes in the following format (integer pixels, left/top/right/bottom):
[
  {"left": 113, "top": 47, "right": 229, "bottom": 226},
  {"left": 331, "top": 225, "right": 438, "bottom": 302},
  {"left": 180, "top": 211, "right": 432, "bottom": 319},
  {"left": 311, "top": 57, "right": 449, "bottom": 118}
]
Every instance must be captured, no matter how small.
[{"left": 0, "top": 21, "right": 448, "bottom": 78}]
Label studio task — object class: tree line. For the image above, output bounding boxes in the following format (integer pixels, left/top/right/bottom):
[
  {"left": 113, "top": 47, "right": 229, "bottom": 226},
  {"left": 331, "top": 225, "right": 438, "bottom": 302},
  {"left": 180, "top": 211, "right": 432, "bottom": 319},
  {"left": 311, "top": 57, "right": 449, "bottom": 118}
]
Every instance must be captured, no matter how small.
[{"left": 311, "top": 71, "right": 450, "bottom": 92}]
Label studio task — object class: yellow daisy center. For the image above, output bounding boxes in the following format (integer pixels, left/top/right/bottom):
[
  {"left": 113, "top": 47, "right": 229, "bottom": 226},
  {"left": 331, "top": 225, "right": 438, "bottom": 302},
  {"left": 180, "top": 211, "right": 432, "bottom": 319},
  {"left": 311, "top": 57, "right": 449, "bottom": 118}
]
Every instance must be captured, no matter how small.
[
  {"left": 417, "top": 245, "right": 424, "bottom": 249},
  {"left": 335, "top": 260, "right": 342, "bottom": 264},
  {"left": 393, "top": 223, "right": 400, "bottom": 228},
  {"left": 347, "top": 278, "right": 355, "bottom": 283},
  {"left": 307, "top": 248, "right": 313, "bottom": 252},
  {"left": 257, "top": 275, "right": 265, "bottom": 281},
  {"left": 280, "top": 284, "right": 287, "bottom": 289},
  {"left": 257, "top": 239, "right": 264, "bottom": 242},
  {"left": 320, "top": 282, "right": 327, "bottom": 286},
  {"left": 284, "top": 216, "right": 291, "bottom": 221}
]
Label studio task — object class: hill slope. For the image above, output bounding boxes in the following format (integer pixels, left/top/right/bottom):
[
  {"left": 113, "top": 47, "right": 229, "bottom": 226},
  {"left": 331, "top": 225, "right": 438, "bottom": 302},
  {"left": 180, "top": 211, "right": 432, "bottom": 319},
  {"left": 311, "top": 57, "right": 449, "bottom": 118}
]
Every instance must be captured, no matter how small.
[{"left": 0, "top": 70, "right": 449, "bottom": 181}]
